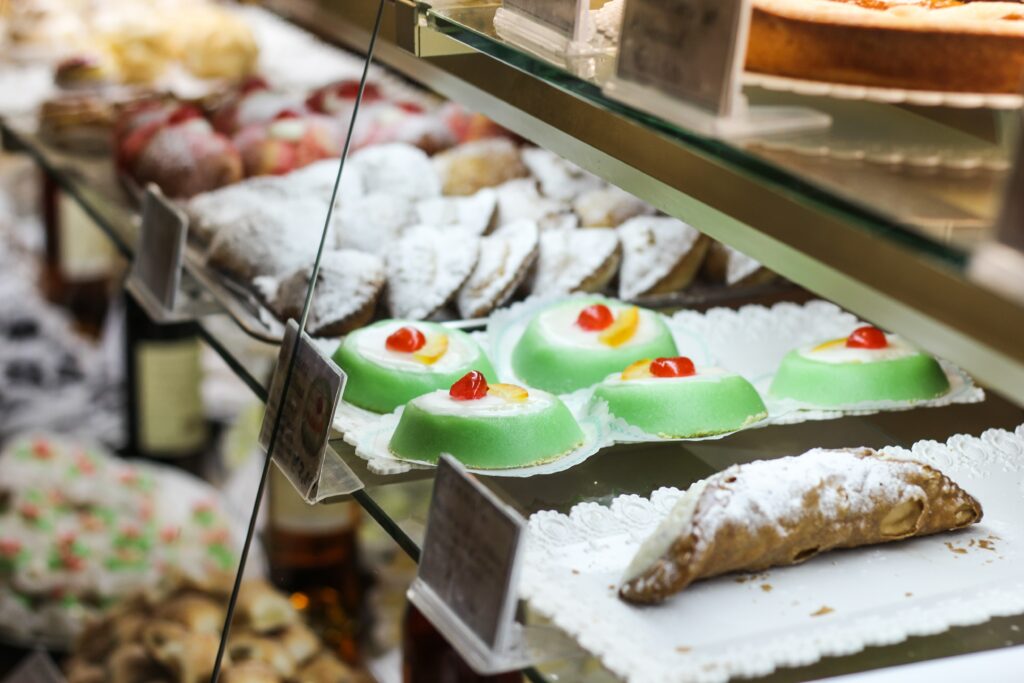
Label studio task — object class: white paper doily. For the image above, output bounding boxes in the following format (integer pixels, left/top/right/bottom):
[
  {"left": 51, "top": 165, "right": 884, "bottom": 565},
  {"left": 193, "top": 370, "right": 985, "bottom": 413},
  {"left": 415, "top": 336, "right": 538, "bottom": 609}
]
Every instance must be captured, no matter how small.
[{"left": 520, "top": 425, "right": 1024, "bottom": 683}]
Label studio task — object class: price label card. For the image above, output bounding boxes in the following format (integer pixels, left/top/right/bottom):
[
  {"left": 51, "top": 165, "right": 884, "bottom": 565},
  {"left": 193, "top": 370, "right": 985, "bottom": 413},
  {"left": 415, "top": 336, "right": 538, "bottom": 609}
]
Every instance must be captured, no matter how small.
[
  {"left": 415, "top": 454, "right": 526, "bottom": 654},
  {"left": 259, "top": 320, "right": 349, "bottom": 501},
  {"left": 129, "top": 184, "right": 188, "bottom": 313},
  {"left": 614, "top": 0, "right": 751, "bottom": 116},
  {"left": 503, "top": 0, "right": 587, "bottom": 41}
]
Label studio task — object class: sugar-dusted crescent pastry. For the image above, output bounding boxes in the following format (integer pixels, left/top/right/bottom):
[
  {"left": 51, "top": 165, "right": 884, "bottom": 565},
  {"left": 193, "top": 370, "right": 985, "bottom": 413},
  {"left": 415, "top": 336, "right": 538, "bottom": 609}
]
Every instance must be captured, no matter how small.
[
  {"left": 620, "top": 448, "right": 982, "bottom": 604},
  {"left": 386, "top": 226, "right": 480, "bottom": 320}
]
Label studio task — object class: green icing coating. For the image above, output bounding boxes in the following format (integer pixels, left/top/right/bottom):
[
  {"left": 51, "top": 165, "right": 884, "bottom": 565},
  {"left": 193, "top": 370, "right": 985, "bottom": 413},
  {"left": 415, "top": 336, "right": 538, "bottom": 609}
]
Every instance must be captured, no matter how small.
[
  {"left": 593, "top": 372, "right": 767, "bottom": 437},
  {"left": 769, "top": 350, "right": 950, "bottom": 405},
  {"left": 332, "top": 320, "right": 497, "bottom": 414},
  {"left": 511, "top": 299, "right": 678, "bottom": 394},
  {"left": 389, "top": 394, "right": 584, "bottom": 469}
]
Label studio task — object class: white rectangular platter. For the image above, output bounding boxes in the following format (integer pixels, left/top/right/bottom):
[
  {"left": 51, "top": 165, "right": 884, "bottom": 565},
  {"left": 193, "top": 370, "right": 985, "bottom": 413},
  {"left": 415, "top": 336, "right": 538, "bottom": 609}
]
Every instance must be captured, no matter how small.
[{"left": 520, "top": 426, "right": 1024, "bottom": 682}]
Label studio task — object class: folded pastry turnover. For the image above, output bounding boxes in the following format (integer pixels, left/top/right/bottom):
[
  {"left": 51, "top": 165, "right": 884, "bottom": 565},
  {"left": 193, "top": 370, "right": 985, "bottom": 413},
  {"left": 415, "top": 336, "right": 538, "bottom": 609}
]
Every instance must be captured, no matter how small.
[{"left": 620, "top": 448, "right": 982, "bottom": 604}]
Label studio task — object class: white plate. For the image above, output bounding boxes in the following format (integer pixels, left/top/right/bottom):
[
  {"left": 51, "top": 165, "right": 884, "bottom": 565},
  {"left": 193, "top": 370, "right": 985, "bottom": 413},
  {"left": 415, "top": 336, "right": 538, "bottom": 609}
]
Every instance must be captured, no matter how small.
[{"left": 520, "top": 426, "right": 1024, "bottom": 683}]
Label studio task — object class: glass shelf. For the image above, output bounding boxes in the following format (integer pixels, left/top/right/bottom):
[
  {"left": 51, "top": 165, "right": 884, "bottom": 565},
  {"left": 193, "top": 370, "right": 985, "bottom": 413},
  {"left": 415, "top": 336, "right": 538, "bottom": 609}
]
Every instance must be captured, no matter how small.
[{"left": 6, "top": 63, "right": 1024, "bottom": 682}]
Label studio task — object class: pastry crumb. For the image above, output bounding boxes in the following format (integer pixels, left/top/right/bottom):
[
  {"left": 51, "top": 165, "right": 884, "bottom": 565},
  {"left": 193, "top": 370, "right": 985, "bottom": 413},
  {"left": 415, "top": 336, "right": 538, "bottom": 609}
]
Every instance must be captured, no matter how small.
[
  {"left": 760, "top": 583, "right": 773, "bottom": 593},
  {"left": 905, "top": 592, "right": 913, "bottom": 597},
  {"left": 810, "top": 605, "right": 834, "bottom": 617},
  {"left": 571, "top": 569, "right": 580, "bottom": 575},
  {"left": 675, "top": 646, "right": 692, "bottom": 653},
  {"left": 945, "top": 541, "right": 968, "bottom": 555},
  {"left": 978, "top": 539, "right": 996, "bottom": 551}
]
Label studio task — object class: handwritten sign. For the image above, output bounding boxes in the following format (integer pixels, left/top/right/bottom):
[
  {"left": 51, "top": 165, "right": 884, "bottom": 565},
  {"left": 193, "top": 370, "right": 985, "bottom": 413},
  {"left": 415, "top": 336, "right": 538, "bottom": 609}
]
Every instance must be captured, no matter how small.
[
  {"left": 129, "top": 184, "right": 188, "bottom": 313},
  {"left": 615, "top": 0, "right": 750, "bottom": 116},
  {"left": 415, "top": 454, "right": 526, "bottom": 654},
  {"left": 259, "top": 321, "right": 347, "bottom": 501}
]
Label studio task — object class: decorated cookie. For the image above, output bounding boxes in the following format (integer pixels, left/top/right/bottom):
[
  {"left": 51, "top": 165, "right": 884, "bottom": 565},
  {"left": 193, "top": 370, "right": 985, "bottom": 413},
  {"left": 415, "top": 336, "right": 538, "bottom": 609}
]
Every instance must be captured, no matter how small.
[
  {"left": 617, "top": 216, "right": 709, "bottom": 300},
  {"left": 432, "top": 138, "right": 528, "bottom": 196},
  {"left": 769, "top": 326, "right": 951, "bottom": 406},
  {"left": 332, "top": 321, "right": 496, "bottom": 413},
  {"left": 529, "top": 228, "right": 620, "bottom": 296},
  {"left": 573, "top": 185, "right": 654, "bottom": 227},
  {"left": 415, "top": 188, "right": 497, "bottom": 236},
  {"left": 511, "top": 298, "right": 678, "bottom": 393},
  {"left": 388, "top": 371, "right": 584, "bottom": 468},
  {"left": 593, "top": 357, "right": 768, "bottom": 437},
  {"left": 457, "top": 220, "right": 540, "bottom": 319},
  {"left": 255, "top": 250, "right": 385, "bottom": 337},
  {"left": 386, "top": 226, "right": 480, "bottom": 320}
]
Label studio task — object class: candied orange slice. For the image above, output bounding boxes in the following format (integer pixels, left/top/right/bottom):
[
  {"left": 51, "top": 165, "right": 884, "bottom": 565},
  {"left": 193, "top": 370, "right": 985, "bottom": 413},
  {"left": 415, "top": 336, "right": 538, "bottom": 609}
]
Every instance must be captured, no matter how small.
[
  {"left": 488, "top": 383, "right": 529, "bottom": 402},
  {"left": 621, "top": 359, "right": 653, "bottom": 380},
  {"left": 414, "top": 334, "right": 449, "bottom": 365},
  {"left": 811, "top": 338, "right": 846, "bottom": 352},
  {"left": 599, "top": 307, "right": 640, "bottom": 347}
]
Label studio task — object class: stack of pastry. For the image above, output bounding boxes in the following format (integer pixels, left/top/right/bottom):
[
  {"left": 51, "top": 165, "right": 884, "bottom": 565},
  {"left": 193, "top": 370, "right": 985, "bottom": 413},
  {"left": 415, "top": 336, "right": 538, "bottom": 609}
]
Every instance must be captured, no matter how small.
[{"left": 65, "top": 578, "right": 365, "bottom": 683}]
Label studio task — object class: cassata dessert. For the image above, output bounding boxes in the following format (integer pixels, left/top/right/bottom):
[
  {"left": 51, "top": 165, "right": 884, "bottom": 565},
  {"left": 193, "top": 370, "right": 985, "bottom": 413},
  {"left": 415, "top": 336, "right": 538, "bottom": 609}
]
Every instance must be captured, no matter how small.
[
  {"left": 512, "top": 298, "right": 678, "bottom": 393},
  {"left": 593, "top": 356, "right": 768, "bottom": 437},
  {"left": 332, "top": 320, "right": 496, "bottom": 413},
  {"left": 389, "top": 371, "right": 584, "bottom": 469},
  {"left": 769, "top": 326, "right": 950, "bottom": 406}
]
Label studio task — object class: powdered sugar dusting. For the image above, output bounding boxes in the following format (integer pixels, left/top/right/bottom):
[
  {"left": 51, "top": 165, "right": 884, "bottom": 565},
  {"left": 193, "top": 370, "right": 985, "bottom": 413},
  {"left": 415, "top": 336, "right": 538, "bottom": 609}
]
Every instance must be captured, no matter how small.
[
  {"left": 415, "top": 189, "right": 497, "bottom": 236},
  {"left": 386, "top": 226, "right": 480, "bottom": 319},
  {"left": 617, "top": 216, "right": 702, "bottom": 299},
  {"left": 494, "top": 178, "right": 569, "bottom": 226},
  {"left": 335, "top": 193, "right": 417, "bottom": 254},
  {"left": 457, "top": 219, "right": 540, "bottom": 318},
  {"left": 530, "top": 228, "right": 620, "bottom": 295},
  {"left": 573, "top": 185, "right": 654, "bottom": 227},
  {"left": 521, "top": 147, "right": 603, "bottom": 200},
  {"left": 350, "top": 142, "right": 441, "bottom": 200}
]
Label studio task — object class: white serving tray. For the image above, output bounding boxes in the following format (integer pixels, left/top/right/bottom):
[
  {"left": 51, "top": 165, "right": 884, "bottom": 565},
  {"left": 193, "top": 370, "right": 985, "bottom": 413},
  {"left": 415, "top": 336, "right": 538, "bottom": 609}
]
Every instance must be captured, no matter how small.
[{"left": 520, "top": 426, "right": 1024, "bottom": 683}]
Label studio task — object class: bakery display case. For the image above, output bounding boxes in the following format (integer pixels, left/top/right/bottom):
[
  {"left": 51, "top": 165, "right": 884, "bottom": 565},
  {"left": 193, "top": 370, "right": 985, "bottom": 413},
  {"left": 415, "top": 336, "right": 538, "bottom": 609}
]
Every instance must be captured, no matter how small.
[{"left": 2, "top": 0, "right": 1024, "bottom": 681}]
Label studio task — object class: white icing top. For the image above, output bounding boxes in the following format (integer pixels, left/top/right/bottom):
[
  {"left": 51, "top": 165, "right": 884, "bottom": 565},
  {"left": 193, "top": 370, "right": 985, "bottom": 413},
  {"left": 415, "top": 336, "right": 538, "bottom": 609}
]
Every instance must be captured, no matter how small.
[
  {"left": 386, "top": 226, "right": 480, "bottom": 320},
  {"left": 354, "top": 321, "right": 478, "bottom": 373},
  {"left": 617, "top": 216, "right": 703, "bottom": 300},
  {"left": 415, "top": 189, "right": 497, "bottom": 236},
  {"left": 494, "top": 178, "right": 569, "bottom": 227},
  {"left": 798, "top": 334, "right": 919, "bottom": 364},
  {"left": 601, "top": 366, "right": 731, "bottom": 386},
  {"left": 530, "top": 228, "right": 619, "bottom": 295},
  {"left": 411, "top": 388, "right": 555, "bottom": 417},
  {"left": 538, "top": 302, "right": 663, "bottom": 350}
]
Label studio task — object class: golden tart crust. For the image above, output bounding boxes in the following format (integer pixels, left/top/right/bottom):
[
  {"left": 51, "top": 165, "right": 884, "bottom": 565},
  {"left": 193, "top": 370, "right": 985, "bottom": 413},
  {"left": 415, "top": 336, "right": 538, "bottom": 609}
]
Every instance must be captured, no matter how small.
[{"left": 748, "top": 0, "right": 1024, "bottom": 93}]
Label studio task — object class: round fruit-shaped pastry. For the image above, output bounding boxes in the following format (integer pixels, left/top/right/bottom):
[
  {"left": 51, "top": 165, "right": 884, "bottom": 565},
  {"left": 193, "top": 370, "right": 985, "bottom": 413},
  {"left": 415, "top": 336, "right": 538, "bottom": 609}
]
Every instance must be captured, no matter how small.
[
  {"left": 331, "top": 321, "right": 497, "bottom": 414},
  {"left": 211, "top": 77, "right": 304, "bottom": 135},
  {"left": 593, "top": 357, "right": 768, "bottom": 438},
  {"left": 768, "top": 326, "right": 950, "bottom": 406},
  {"left": 306, "top": 79, "right": 384, "bottom": 118},
  {"left": 129, "top": 105, "right": 243, "bottom": 198},
  {"left": 511, "top": 298, "right": 678, "bottom": 393},
  {"left": 389, "top": 371, "right": 585, "bottom": 468},
  {"left": 233, "top": 111, "right": 342, "bottom": 177}
]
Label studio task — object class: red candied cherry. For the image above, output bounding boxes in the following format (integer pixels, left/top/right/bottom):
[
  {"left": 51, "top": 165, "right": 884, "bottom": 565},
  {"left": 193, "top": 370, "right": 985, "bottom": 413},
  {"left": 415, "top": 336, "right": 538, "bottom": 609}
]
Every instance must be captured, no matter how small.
[
  {"left": 0, "top": 539, "right": 21, "bottom": 557},
  {"left": 650, "top": 356, "right": 696, "bottom": 378},
  {"left": 386, "top": 326, "right": 426, "bottom": 353},
  {"left": 397, "top": 101, "right": 424, "bottom": 114},
  {"left": 167, "top": 105, "right": 203, "bottom": 126},
  {"left": 273, "top": 109, "right": 302, "bottom": 121},
  {"left": 240, "top": 75, "right": 269, "bottom": 95},
  {"left": 576, "top": 304, "right": 614, "bottom": 331},
  {"left": 846, "top": 326, "right": 888, "bottom": 349},
  {"left": 450, "top": 371, "right": 488, "bottom": 401}
]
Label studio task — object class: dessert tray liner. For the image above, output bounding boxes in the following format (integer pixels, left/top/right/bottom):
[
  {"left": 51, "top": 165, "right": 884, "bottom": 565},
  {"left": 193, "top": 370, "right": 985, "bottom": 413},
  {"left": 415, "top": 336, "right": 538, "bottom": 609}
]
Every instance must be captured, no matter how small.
[
  {"left": 520, "top": 426, "right": 1024, "bottom": 683},
  {"left": 336, "top": 297, "right": 983, "bottom": 477}
]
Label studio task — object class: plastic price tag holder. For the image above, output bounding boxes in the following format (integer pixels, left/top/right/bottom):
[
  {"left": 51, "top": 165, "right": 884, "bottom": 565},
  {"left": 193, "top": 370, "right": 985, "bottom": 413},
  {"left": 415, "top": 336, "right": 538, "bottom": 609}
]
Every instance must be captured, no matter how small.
[
  {"left": 259, "top": 320, "right": 362, "bottom": 502},
  {"left": 1, "top": 650, "right": 67, "bottom": 683},
  {"left": 408, "top": 454, "right": 580, "bottom": 674},
  {"left": 126, "top": 184, "right": 216, "bottom": 322},
  {"left": 970, "top": 107, "right": 1024, "bottom": 304},
  {"left": 603, "top": 0, "right": 830, "bottom": 138},
  {"left": 494, "top": 0, "right": 591, "bottom": 64}
]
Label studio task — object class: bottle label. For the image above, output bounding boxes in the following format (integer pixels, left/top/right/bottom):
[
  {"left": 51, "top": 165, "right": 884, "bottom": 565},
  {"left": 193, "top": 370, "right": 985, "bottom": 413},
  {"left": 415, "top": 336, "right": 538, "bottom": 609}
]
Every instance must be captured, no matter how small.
[
  {"left": 59, "top": 192, "right": 117, "bottom": 281},
  {"left": 270, "top": 465, "right": 356, "bottom": 533},
  {"left": 137, "top": 337, "right": 207, "bottom": 455}
]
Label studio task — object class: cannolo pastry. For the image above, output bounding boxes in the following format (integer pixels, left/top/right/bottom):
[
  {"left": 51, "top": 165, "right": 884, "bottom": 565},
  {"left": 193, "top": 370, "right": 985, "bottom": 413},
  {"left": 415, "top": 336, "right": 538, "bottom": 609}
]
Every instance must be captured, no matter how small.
[
  {"left": 520, "top": 147, "right": 603, "bottom": 201},
  {"left": 432, "top": 138, "right": 528, "bottom": 196},
  {"left": 528, "top": 228, "right": 620, "bottom": 296},
  {"left": 769, "top": 326, "right": 951, "bottom": 406},
  {"left": 617, "top": 216, "right": 710, "bottom": 300},
  {"left": 389, "top": 371, "right": 584, "bottom": 468},
  {"left": 332, "top": 320, "right": 496, "bottom": 413},
  {"left": 573, "top": 185, "right": 654, "bottom": 227},
  {"left": 457, "top": 219, "right": 540, "bottom": 319},
  {"left": 385, "top": 226, "right": 480, "bottom": 320},
  {"left": 594, "top": 357, "right": 767, "bottom": 437},
  {"left": 233, "top": 111, "right": 343, "bottom": 177},
  {"left": 512, "top": 298, "right": 678, "bottom": 394},
  {"left": 255, "top": 250, "right": 385, "bottom": 337},
  {"left": 415, "top": 188, "right": 497, "bottom": 236},
  {"left": 620, "top": 448, "right": 982, "bottom": 604}
]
